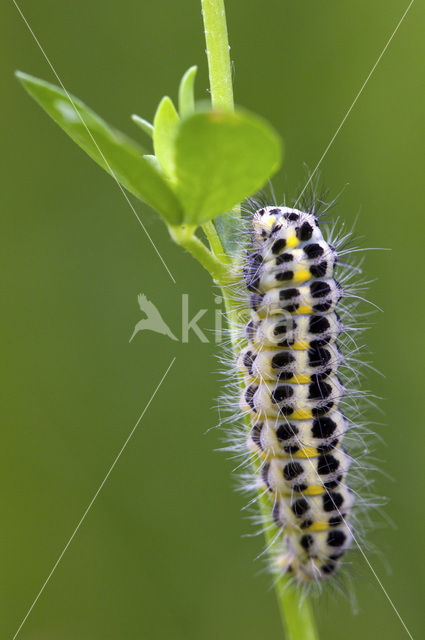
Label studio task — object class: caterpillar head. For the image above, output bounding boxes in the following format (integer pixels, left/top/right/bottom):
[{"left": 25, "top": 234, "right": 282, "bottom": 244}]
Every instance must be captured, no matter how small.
[{"left": 252, "top": 206, "right": 321, "bottom": 248}]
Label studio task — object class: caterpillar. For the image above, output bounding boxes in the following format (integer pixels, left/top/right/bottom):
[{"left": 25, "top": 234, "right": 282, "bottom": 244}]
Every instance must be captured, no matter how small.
[{"left": 234, "top": 203, "right": 362, "bottom": 585}]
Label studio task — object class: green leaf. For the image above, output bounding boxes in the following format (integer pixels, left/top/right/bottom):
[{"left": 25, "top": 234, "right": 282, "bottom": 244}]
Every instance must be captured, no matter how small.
[
  {"left": 131, "top": 114, "right": 154, "bottom": 138},
  {"left": 174, "top": 110, "right": 282, "bottom": 225},
  {"left": 16, "top": 72, "right": 183, "bottom": 225},
  {"left": 153, "top": 96, "right": 180, "bottom": 179},
  {"left": 143, "top": 154, "right": 162, "bottom": 172},
  {"left": 178, "top": 66, "right": 197, "bottom": 118}
]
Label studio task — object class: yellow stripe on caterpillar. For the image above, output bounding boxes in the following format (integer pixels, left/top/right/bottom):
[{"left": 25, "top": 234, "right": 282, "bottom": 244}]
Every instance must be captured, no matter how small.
[
  {"left": 286, "top": 235, "right": 299, "bottom": 248},
  {"left": 296, "top": 305, "right": 313, "bottom": 315},
  {"left": 293, "top": 445, "right": 317, "bottom": 458},
  {"left": 293, "top": 269, "right": 311, "bottom": 283},
  {"left": 291, "top": 408, "right": 313, "bottom": 420},
  {"left": 285, "top": 374, "right": 311, "bottom": 384},
  {"left": 302, "top": 484, "right": 325, "bottom": 496},
  {"left": 307, "top": 521, "right": 331, "bottom": 532}
]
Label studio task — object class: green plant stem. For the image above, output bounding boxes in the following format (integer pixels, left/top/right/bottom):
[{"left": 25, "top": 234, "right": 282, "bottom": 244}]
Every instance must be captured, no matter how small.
[
  {"left": 202, "top": 221, "right": 228, "bottom": 260},
  {"left": 169, "top": 225, "right": 228, "bottom": 283},
  {"left": 200, "top": 0, "right": 236, "bottom": 250},
  {"left": 257, "top": 485, "right": 319, "bottom": 640},
  {"left": 201, "top": 2, "right": 319, "bottom": 639},
  {"left": 201, "top": 0, "right": 234, "bottom": 111}
]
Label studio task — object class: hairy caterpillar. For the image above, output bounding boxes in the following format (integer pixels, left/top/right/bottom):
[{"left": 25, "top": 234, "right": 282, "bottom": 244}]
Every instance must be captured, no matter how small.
[{"left": 232, "top": 203, "right": 369, "bottom": 586}]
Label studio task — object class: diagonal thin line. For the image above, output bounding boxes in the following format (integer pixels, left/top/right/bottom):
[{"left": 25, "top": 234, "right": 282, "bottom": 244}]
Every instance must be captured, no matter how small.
[
  {"left": 12, "top": 0, "right": 176, "bottom": 284},
  {"left": 297, "top": 444, "right": 414, "bottom": 638},
  {"left": 295, "top": 0, "right": 415, "bottom": 207},
  {"left": 351, "top": 531, "right": 414, "bottom": 639},
  {"left": 11, "top": 357, "right": 176, "bottom": 640},
  {"left": 257, "top": 370, "right": 413, "bottom": 638}
]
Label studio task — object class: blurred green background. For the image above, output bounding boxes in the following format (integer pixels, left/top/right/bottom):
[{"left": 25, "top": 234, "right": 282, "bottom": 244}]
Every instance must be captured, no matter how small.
[{"left": 1, "top": 1, "right": 424, "bottom": 638}]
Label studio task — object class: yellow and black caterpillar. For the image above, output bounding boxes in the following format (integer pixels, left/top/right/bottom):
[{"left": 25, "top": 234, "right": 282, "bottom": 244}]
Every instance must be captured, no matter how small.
[{"left": 237, "top": 205, "right": 354, "bottom": 583}]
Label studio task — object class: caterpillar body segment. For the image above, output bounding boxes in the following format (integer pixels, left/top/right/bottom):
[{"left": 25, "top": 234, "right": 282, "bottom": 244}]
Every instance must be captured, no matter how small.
[
  {"left": 246, "top": 413, "right": 349, "bottom": 459},
  {"left": 239, "top": 206, "right": 354, "bottom": 583},
  {"left": 238, "top": 343, "right": 344, "bottom": 381},
  {"left": 248, "top": 278, "right": 343, "bottom": 316},
  {"left": 246, "top": 311, "right": 344, "bottom": 349}
]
